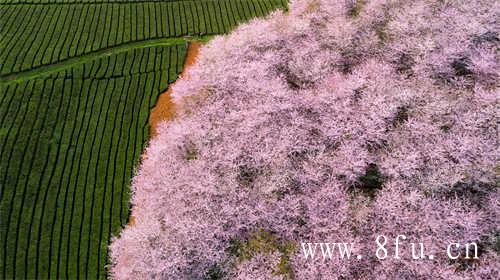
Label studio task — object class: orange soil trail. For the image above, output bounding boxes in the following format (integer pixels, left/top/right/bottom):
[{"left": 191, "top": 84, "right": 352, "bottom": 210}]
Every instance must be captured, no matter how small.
[
  {"left": 149, "top": 41, "right": 202, "bottom": 138},
  {"left": 127, "top": 41, "right": 202, "bottom": 227}
]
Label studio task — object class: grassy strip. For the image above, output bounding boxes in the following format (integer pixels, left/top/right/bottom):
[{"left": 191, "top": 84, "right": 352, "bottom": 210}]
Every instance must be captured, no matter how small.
[{"left": 0, "top": 36, "right": 212, "bottom": 84}]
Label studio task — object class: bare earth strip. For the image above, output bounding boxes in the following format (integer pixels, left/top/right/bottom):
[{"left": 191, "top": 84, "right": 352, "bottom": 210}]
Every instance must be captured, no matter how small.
[
  {"left": 127, "top": 41, "right": 202, "bottom": 227},
  {"left": 149, "top": 41, "right": 202, "bottom": 137}
]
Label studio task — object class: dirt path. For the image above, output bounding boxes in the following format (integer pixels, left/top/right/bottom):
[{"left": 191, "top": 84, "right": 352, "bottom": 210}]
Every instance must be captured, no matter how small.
[
  {"left": 128, "top": 41, "right": 202, "bottom": 227},
  {"left": 148, "top": 41, "right": 202, "bottom": 138}
]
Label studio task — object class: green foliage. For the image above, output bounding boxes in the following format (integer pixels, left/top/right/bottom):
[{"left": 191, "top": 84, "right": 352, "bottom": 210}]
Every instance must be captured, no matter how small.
[
  {"left": 229, "top": 229, "right": 296, "bottom": 279},
  {"left": 347, "top": 0, "right": 364, "bottom": 18},
  {"left": 205, "top": 264, "right": 226, "bottom": 280},
  {"left": 183, "top": 140, "right": 198, "bottom": 161}
]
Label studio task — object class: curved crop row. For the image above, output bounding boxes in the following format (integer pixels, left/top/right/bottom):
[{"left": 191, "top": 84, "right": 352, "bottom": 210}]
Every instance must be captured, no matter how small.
[
  {"left": 0, "top": 0, "right": 287, "bottom": 76},
  {"left": 0, "top": 44, "right": 187, "bottom": 279},
  {"left": 1, "top": 0, "right": 205, "bottom": 4}
]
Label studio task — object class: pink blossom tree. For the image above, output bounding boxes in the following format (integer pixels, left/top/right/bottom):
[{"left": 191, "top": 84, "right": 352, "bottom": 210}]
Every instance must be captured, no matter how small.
[{"left": 110, "top": 0, "right": 499, "bottom": 279}]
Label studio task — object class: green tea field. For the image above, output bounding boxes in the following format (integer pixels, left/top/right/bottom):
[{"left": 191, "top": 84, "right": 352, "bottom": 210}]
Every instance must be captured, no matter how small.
[{"left": 0, "top": 0, "right": 287, "bottom": 278}]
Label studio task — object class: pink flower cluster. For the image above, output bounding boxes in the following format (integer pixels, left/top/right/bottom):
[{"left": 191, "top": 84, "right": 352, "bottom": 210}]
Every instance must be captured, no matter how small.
[{"left": 110, "top": 0, "right": 499, "bottom": 279}]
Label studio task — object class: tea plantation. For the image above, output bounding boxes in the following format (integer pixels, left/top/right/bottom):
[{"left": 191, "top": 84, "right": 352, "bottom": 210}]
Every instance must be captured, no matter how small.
[{"left": 0, "top": 0, "right": 287, "bottom": 278}]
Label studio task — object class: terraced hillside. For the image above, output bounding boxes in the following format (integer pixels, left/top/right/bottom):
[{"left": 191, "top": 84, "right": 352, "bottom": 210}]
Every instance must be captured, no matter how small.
[
  {"left": 1, "top": 44, "right": 187, "bottom": 279},
  {"left": 0, "top": 0, "right": 287, "bottom": 278},
  {"left": 0, "top": 0, "right": 286, "bottom": 76}
]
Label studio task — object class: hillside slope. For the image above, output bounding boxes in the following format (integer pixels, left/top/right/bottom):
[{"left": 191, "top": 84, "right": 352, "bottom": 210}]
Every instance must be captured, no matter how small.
[
  {"left": 110, "top": 0, "right": 499, "bottom": 279},
  {"left": 0, "top": 0, "right": 287, "bottom": 278}
]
